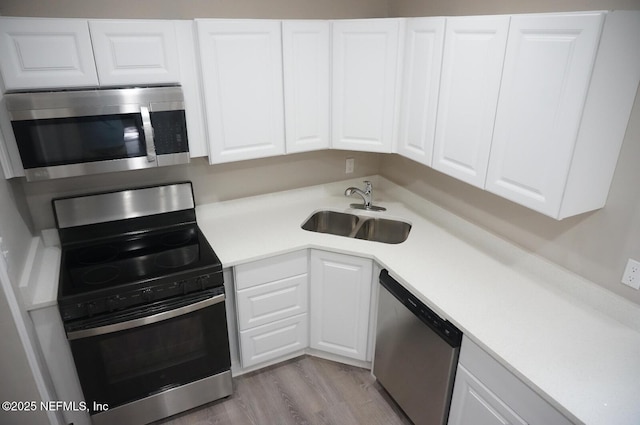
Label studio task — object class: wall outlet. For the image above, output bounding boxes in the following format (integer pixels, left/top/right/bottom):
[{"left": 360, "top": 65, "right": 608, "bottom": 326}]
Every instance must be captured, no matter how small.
[
  {"left": 345, "top": 157, "right": 355, "bottom": 174},
  {"left": 621, "top": 258, "right": 640, "bottom": 289}
]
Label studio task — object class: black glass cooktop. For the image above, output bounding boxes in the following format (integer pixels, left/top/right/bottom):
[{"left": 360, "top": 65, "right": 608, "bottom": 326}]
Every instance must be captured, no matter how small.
[{"left": 58, "top": 224, "right": 222, "bottom": 298}]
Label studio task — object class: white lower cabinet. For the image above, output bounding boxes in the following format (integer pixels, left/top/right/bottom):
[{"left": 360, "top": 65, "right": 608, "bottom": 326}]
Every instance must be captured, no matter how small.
[
  {"left": 309, "top": 250, "right": 373, "bottom": 361},
  {"left": 448, "top": 337, "right": 573, "bottom": 425},
  {"left": 234, "top": 251, "right": 308, "bottom": 368},
  {"left": 239, "top": 314, "right": 309, "bottom": 368}
]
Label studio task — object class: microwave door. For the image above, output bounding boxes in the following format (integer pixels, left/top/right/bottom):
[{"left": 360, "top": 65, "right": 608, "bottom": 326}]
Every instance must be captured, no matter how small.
[{"left": 12, "top": 110, "right": 158, "bottom": 181}]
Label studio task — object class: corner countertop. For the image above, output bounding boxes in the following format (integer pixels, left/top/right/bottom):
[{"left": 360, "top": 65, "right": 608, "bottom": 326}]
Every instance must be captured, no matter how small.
[{"left": 196, "top": 176, "right": 640, "bottom": 425}]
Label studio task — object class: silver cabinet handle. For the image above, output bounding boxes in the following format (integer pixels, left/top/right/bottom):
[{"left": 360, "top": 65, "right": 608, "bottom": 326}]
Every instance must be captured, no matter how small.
[
  {"left": 67, "top": 294, "right": 225, "bottom": 341},
  {"left": 140, "top": 106, "right": 156, "bottom": 163}
]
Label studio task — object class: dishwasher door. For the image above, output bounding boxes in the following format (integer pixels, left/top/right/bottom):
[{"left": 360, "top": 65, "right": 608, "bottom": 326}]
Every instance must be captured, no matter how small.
[{"left": 373, "top": 271, "right": 461, "bottom": 425}]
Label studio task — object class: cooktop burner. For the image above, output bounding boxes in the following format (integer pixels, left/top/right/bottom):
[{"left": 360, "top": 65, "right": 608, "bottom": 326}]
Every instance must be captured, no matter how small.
[{"left": 82, "top": 265, "right": 121, "bottom": 285}]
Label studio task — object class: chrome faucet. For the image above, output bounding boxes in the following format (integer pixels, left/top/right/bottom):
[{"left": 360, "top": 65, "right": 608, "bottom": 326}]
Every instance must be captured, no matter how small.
[{"left": 344, "top": 181, "right": 386, "bottom": 211}]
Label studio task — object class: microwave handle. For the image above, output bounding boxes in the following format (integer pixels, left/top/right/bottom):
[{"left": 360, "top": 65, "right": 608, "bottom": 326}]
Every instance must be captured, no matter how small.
[{"left": 140, "top": 106, "right": 156, "bottom": 163}]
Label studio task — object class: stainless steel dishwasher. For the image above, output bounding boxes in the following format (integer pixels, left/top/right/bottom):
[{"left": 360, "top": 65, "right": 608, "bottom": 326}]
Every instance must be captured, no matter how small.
[{"left": 374, "top": 269, "right": 462, "bottom": 425}]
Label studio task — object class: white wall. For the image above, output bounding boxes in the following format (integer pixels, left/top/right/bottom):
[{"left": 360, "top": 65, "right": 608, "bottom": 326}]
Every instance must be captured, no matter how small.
[
  {"left": 0, "top": 148, "right": 50, "bottom": 424},
  {"left": 22, "top": 151, "right": 382, "bottom": 231},
  {"left": 0, "top": 0, "right": 389, "bottom": 19},
  {"left": 389, "top": 0, "right": 640, "bottom": 16}
]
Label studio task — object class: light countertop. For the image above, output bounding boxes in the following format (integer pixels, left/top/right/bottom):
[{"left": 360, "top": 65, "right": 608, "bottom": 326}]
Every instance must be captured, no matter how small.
[{"left": 196, "top": 176, "right": 640, "bottom": 425}]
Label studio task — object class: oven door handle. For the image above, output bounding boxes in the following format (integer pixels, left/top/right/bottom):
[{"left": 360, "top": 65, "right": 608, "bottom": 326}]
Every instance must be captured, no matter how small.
[{"left": 66, "top": 294, "right": 225, "bottom": 341}]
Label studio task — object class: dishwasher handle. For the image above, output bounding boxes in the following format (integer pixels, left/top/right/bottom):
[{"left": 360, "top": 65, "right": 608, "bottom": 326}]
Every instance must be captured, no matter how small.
[{"left": 379, "top": 269, "right": 462, "bottom": 348}]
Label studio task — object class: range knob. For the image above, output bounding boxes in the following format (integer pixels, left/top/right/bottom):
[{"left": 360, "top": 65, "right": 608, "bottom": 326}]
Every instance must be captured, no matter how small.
[
  {"left": 86, "top": 302, "right": 96, "bottom": 317},
  {"left": 142, "top": 288, "right": 154, "bottom": 302}
]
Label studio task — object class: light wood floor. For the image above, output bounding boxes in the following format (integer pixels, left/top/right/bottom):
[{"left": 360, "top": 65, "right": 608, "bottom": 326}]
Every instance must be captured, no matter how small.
[{"left": 155, "top": 355, "right": 412, "bottom": 425}]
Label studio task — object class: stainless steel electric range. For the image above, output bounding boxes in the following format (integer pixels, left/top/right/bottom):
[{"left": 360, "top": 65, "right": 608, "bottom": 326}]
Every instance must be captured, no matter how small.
[{"left": 54, "top": 182, "right": 232, "bottom": 425}]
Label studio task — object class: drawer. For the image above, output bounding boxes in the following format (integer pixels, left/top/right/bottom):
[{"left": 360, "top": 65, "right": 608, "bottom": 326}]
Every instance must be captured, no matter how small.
[
  {"left": 239, "top": 314, "right": 308, "bottom": 368},
  {"left": 237, "top": 273, "right": 308, "bottom": 331},
  {"left": 235, "top": 250, "right": 308, "bottom": 290}
]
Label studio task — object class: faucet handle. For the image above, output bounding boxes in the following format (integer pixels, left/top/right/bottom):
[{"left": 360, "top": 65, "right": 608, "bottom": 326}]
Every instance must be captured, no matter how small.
[{"left": 363, "top": 181, "right": 372, "bottom": 193}]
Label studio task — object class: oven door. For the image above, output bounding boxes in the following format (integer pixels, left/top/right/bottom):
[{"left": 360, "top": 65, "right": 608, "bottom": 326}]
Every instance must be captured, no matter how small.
[{"left": 65, "top": 292, "right": 231, "bottom": 415}]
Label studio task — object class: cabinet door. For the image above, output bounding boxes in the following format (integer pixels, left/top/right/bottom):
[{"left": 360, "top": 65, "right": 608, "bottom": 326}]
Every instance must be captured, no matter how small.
[
  {"left": 309, "top": 250, "right": 372, "bottom": 361},
  {"left": 197, "top": 20, "right": 285, "bottom": 164},
  {"left": 396, "top": 17, "right": 445, "bottom": 165},
  {"left": 448, "top": 364, "right": 527, "bottom": 425},
  {"left": 239, "top": 314, "right": 308, "bottom": 368},
  {"left": 236, "top": 274, "right": 308, "bottom": 331},
  {"left": 282, "top": 21, "right": 330, "bottom": 153},
  {"left": 174, "top": 20, "right": 208, "bottom": 158},
  {"left": 485, "top": 13, "right": 604, "bottom": 217},
  {"left": 432, "top": 16, "right": 509, "bottom": 187},
  {"left": 89, "top": 20, "right": 180, "bottom": 86},
  {"left": 332, "top": 19, "right": 401, "bottom": 153},
  {"left": 0, "top": 18, "right": 98, "bottom": 90}
]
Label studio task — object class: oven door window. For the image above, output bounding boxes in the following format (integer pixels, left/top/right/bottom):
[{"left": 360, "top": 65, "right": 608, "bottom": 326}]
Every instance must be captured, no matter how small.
[
  {"left": 68, "top": 300, "right": 230, "bottom": 412},
  {"left": 12, "top": 114, "right": 146, "bottom": 169}
]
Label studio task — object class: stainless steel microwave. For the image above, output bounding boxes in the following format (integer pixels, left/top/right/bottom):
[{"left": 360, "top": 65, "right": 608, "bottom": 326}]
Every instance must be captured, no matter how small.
[{"left": 5, "top": 86, "right": 189, "bottom": 181}]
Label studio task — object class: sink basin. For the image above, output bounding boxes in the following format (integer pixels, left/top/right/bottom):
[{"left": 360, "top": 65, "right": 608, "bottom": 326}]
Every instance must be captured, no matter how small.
[
  {"left": 301, "top": 210, "right": 359, "bottom": 236},
  {"left": 301, "top": 210, "right": 411, "bottom": 244},
  {"left": 354, "top": 218, "right": 412, "bottom": 244}
]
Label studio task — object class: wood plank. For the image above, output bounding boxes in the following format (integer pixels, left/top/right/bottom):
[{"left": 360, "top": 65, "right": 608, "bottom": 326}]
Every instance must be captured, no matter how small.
[{"left": 154, "top": 356, "right": 411, "bottom": 425}]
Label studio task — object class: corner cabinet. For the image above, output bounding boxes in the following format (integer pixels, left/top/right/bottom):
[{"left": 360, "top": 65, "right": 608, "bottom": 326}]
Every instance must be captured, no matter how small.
[
  {"left": 431, "top": 15, "right": 509, "bottom": 188},
  {"left": 448, "top": 337, "right": 573, "bottom": 425},
  {"left": 331, "top": 19, "right": 402, "bottom": 153},
  {"left": 309, "top": 250, "right": 373, "bottom": 361},
  {"left": 196, "top": 19, "right": 286, "bottom": 164},
  {"left": 0, "top": 17, "right": 99, "bottom": 90}
]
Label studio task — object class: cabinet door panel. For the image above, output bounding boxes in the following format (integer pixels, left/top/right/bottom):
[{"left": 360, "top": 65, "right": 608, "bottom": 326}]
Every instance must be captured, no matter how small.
[
  {"left": 235, "top": 250, "right": 308, "bottom": 291},
  {"left": 332, "top": 19, "right": 401, "bottom": 153},
  {"left": 237, "top": 274, "right": 308, "bottom": 331},
  {"left": 239, "top": 314, "right": 308, "bottom": 368},
  {"left": 90, "top": 20, "right": 180, "bottom": 86},
  {"left": 433, "top": 16, "right": 509, "bottom": 187},
  {"left": 282, "top": 21, "right": 330, "bottom": 153},
  {"left": 197, "top": 20, "right": 285, "bottom": 163},
  {"left": 448, "top": 365, "right": 527, "bottom": 425},
  {"left": 0, "top": 18, "right": 98, "bottom": 89},
  {"left": 486, "top": 13, "right": 603, "bottom": 217},
  {"left": 310, "top": 251, "right": 372, "bottom": 361},
  {"left": 397, "top": 17, "right": 445, "bottom": 165}
]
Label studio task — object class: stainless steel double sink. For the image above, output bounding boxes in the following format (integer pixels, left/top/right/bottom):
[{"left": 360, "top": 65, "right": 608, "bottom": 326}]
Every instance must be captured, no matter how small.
[{"left": 301, "top": 210, "right": 411, "bottom": 244}]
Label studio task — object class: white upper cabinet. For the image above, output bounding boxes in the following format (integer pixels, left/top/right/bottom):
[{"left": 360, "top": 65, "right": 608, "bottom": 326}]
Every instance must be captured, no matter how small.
[
  {"left": 89, "top": 20, "right": 181, "bottom": 86},
  {"left": 0, "top": 18, "right": 99, "bottom": 90},
  {"left": 173, "top": 21, "right": 208, "bottom": 158},
  {"left": 396, "top": 17, "right": 445, "bottom": 165},
  {"left": 282, "top": 21, "right": 330, "bottom": 154},
  {"left": 197, "top": 20, "right": 285, "bottom": 164},
  {"left": 486, "top": 12, "right": 605, "bottom": 218},
  {"left": 331, "top": 19, "right": 402, "bottom": 153},
  {"left": 432, "top": 15, "right": 509, "bottom": 188}
]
